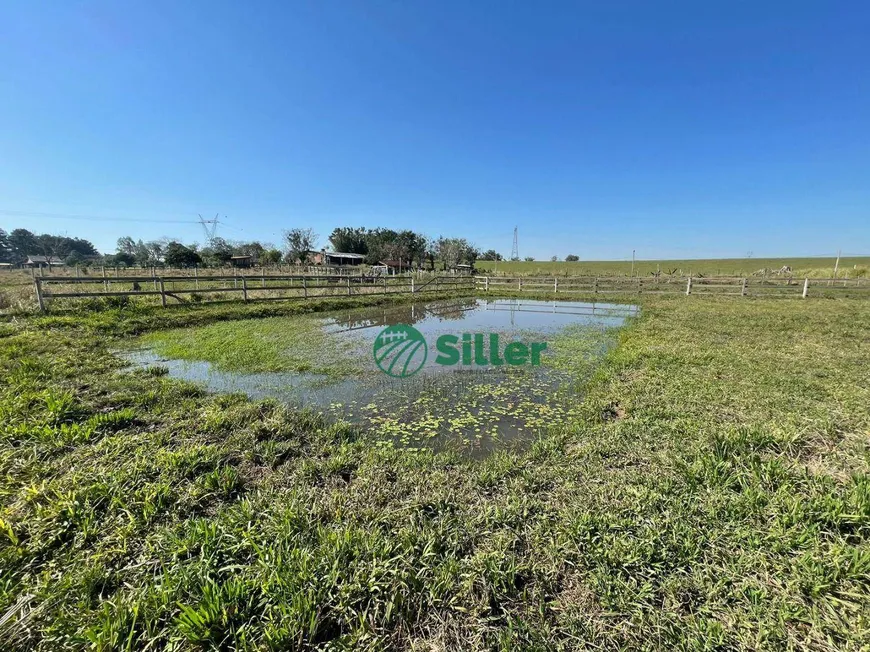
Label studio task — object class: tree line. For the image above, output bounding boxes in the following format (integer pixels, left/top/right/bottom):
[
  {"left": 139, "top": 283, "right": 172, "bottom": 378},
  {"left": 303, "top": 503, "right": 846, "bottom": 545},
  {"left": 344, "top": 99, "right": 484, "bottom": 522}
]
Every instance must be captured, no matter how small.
[
  {"left": 0, "top": 226, "right": 493, "bottom": 269},
  {"left": 0, "top": 226, "right": 583, "bottom": 268},
  {"left": 0, "top": 228, "right": 99, "bottom": 265}
]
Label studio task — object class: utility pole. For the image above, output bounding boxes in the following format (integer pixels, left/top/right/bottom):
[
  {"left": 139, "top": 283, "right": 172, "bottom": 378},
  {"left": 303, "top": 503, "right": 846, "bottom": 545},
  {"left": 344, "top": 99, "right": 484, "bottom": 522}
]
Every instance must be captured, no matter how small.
[
  {"left": 511, "top": 226, "right": 519, "bottom": 261},
  {"left": 631, "top": 250, "right": 636, "bottom": 278}
]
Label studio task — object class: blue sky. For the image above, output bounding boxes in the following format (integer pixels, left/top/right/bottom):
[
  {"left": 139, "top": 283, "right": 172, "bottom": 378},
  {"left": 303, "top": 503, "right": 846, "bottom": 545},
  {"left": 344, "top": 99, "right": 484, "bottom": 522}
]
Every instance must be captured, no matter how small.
[{"left": 1, "top": 1, "right": 868, "bottom": 259}]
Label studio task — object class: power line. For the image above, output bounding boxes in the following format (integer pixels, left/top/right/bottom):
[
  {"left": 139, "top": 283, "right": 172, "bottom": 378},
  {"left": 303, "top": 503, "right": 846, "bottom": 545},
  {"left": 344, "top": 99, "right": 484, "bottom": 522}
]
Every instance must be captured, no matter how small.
[{"left": 0, "top": 209, "right": 204, "bottom": 225}]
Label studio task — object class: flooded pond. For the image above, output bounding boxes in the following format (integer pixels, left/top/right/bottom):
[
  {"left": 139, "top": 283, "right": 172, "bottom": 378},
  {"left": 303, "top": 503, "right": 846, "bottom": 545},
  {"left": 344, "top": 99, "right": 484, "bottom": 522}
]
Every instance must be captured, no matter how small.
[{"left": 124, "top": 298, "right": 638, "bottom": 457}]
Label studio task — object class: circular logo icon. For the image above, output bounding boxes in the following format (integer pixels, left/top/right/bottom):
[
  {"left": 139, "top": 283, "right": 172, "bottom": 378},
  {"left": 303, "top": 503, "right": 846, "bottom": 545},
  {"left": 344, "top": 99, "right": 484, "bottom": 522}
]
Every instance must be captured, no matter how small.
[{"left": 373, "top": 324, "right": 428, "bottom": 377}]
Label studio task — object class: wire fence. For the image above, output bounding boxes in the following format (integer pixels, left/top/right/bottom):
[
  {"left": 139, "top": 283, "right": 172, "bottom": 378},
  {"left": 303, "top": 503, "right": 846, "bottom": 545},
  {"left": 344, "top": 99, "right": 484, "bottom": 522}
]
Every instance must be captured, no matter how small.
[{"left": 477, "top": 275, "right": 870, "bottom": 298}]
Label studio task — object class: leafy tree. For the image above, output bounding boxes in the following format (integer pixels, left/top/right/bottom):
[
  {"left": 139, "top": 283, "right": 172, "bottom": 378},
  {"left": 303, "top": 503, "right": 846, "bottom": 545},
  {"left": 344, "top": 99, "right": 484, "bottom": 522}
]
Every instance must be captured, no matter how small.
[
  {"left": 363, "top": 228, "right": 399, "bottom": 265},
  {"left": 65, "top": 251, "right": 86, "bottom": 267},
  {"left": 283, "top": 228, "right": 318, "bottom": 264},
  {"left": 0, "top": 229, "right": 10, "bottom": 262},
  {"left": 8, "top": 229, "right": 39, "bottom": 262},
  {"left": 106, "top": 252, "right": 135, "bottom": 267},
  {"left": 164, "top": 242, "right": 202, "bottom": 267},
  {"left": 551, "top": 255, "right": 559, "bottom": 262},
  {"left": 436, "top": 237, "right": 479, "bottom": 270},
  {"left": 200, "top": 237, "right": 234, "bottom": 266},
  {"left": 480, "top": 249, "right": 502, "bottom": 261},
  {"left": 233, "top": 241, "right": 266, "bottom": 259},
  {"left": 395, "top": 230, "right": 427, "bottom": 268},
  {"left": 565, "top": 254, "right": 579, "bottom": 262},
  {"left": 329, "top": 227, "right": 369, "bottom": 255},
  {"left": 524, "top": 256, "right": 535, "bottom": 262},
  {"left": 261, "top": 249, "right": 283, "bottom": 265},
  {"left": 64, "top": 237, "right": 98, "bottom": 257},
  {"left": 117, "top": 236, "right": 137, "bottom": 256}
]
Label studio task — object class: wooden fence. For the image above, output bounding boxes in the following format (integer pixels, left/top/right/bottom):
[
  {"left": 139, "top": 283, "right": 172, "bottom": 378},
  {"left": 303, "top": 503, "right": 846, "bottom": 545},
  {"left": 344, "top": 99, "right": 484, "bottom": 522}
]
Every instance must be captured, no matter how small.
[
  {"left": 476, "top": 275, "right": 870, "bottom": 298},
  {"left": 34, "top": 273, "right": 474, "bottom": 311},
  {"left": 30, "top": 273, "right": 870, "bottom": 310}
]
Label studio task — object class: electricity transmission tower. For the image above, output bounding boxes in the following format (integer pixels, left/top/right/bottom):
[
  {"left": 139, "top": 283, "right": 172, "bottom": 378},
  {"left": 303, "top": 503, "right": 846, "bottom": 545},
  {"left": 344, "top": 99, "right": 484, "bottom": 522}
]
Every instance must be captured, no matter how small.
[
  {"left": 199, "top": 214, "right": 220, "bottom": 245},
  {"left": 511, "top": 226, "right": 519, "bottom": 261}
]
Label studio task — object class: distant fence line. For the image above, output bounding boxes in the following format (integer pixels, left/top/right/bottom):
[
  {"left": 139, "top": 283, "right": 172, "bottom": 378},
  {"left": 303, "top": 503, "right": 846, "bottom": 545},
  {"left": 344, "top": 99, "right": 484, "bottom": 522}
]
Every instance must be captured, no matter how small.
[
  {"left": 34, "top": 274, "right": 474, "bottom": 311},
  {"left": 20, "top": 264, "right": 463, "bottom": 279},
  {"left": 477, "top": 275, "right": 870, "bottom": 298},
  {"left": 30, "top": 273, "right": 870, "bottom": 311}
]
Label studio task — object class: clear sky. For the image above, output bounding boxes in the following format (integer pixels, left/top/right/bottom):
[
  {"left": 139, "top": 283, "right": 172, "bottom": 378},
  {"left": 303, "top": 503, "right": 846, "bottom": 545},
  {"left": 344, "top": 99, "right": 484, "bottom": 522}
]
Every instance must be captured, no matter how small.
[{"left": 1, "top": 1, "right": 868, "bottom": 260}]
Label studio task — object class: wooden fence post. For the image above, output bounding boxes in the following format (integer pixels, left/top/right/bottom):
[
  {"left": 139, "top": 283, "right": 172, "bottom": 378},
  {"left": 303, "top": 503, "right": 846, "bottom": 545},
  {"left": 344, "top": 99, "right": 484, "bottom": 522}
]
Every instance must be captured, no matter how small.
[
  {"left": 194, "top": 265, "right": 199, "bottom": 290},
  {"left": 518, "top": 278, "right": 522, "bottom": 291},
  {"left": 741, "top": 278, "right": 747, "bottom": 296},
  {"left": 159, "top": 278, "right": 166, "bottom": 307},
  {"left": 554, "top": 277, "right": 558, "bottom": 293},
  {"left": 303, "top": 276, "right": 308, "bottom": 298},
  {"left": 802, "top": 278, "right": 809, "bottom": 298},
  {"left": 242, "top": 277, "right": 248, "bottom": 302},
  {"left": 102, "top": 266, "right": 108, "bottom": 292},
  {"left": 686, "top": 276, "right": 693, "bottom": 295},
  {"left": 484, "top": 276, "right": 488, "bottom": 292},
  {"left": 411, "top": 277, "right": 415, "bottom": 294},
  {"left": 383, "top": 277, "right": 388, "bottom": 295},
  {"left": 346, "top": 277, "right": 351, "bottom": 296},
  {"left": 34, "top": 277, "right": 45, "bottom": 312},
  {"left": 594, "top": 277, "right": 599, "bottom": 294}
]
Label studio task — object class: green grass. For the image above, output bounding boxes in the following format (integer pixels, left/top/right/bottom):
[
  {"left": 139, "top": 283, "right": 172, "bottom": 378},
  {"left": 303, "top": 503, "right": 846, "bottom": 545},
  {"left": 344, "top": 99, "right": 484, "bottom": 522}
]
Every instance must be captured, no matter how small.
[
  {"left": 477, "top": 256, "right": 870, "bottom": 278},
  {"left": 141, "top": 314, "right": 364, "bottom": 375},
  {"left": 0, "top": 294, "right": 869, "bottom": 649}
]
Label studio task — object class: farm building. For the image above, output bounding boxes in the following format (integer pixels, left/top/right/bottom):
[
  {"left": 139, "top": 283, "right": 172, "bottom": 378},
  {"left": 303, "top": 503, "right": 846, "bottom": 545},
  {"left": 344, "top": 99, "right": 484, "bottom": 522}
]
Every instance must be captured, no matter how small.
[
  {"left": 24, "top": 256, "right": 65, "bottom": 268},
  {"left": 311, "top": 251, "right": 365, "bottom": 266},
  {"left": 230, "top": 255, "right": 254, "bottom": 268}
]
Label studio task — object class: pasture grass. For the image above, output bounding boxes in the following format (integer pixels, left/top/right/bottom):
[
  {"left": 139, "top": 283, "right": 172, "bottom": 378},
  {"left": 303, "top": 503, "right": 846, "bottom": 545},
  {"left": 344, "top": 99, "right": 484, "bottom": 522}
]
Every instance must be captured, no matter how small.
[
  {"left": 476, "top": 256, "right": 870, "bottom": 278},
  {"left": 141, "top": 315, "right": 363, "bottom": 375},
  {"left": 0, "top": 294, "right": 868, "bottom": 649}
]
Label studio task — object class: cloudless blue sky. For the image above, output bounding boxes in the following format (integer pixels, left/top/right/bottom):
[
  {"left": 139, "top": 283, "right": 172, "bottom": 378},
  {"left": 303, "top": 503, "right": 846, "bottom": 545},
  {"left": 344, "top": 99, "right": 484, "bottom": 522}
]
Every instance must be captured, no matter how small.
[{"left": 1, "top": 1, "right": 868, "bottom": 259}]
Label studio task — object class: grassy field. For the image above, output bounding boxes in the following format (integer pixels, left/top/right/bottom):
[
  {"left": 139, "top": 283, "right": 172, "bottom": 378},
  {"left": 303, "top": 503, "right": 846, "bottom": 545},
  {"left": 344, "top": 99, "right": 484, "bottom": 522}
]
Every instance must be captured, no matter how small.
[
  {"left": 1, "top": 292, "right": 869, "bottom": 649},
  {"left": 476, "top": 256, "right": 870, "bottom": 278}
]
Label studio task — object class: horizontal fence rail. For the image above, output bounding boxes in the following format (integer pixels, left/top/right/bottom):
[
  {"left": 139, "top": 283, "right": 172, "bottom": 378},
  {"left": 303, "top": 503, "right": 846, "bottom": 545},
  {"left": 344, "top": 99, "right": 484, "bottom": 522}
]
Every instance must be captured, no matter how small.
[
  {"left": 477, "top": 275, "right": 870, "bottom": 298},
  {"left": 34, "top": 274, "right": 475, "bottom": 311},
  {"left": 29, "top": 273, "right": 870, "bottom": 310}
]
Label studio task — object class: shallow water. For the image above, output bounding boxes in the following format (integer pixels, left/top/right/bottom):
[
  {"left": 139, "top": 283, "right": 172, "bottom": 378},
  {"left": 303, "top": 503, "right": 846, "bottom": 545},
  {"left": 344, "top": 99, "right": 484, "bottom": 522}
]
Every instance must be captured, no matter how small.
[{"left": 123, "top": 298, "right": 637, "bottom": 457}]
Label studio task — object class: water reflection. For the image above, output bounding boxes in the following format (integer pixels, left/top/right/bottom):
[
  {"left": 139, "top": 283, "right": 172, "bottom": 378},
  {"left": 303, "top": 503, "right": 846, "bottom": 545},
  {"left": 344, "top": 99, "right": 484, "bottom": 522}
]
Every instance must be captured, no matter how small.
[{"left": 123, "top": 298, "right": 637, "bottom": 457}]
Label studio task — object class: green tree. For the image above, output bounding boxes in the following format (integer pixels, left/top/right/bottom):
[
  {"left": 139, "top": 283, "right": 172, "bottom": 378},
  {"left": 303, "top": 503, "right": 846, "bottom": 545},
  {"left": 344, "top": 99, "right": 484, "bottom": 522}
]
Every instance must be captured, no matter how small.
[
  {"left": 200, "top": 237, "right": 234, "bottom": 266},
  {"left": 480, "top": 249, "right": 502, "bottom": 261},
  {"left": 117, "top": 236, "right": 137, "bottom": 256},
  {"left": 283, "top": 229, "right": 318, "bottom": 264},
  {"left": 565, "top": 254, "right": 579, "bottom": 262},
  {"left": 0, "top": 229, "right": 10, "bottom": 262},
  {"left": 260, "top": 249, "right": 283, "bottom": 265},
  {"left": 65, "top": 251, "right": 86, "bottom": 267},
  {"left": 233, "top": 241, "right": 266, "bottom": 260},
  {"left": 164, "top": 242, "right": 202, "bottom": 268},
  {"left": 8, "top": 229, "right": 38, "bottom": 262},
  {"left": 106, "top": 252, "right": 136, "bottom": 267},
  {"left": 329, "top": 227, "right": 369, "bottom": 255},
  {"left": 436, "top": 237, "right": 478, "bottom": 270}
]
